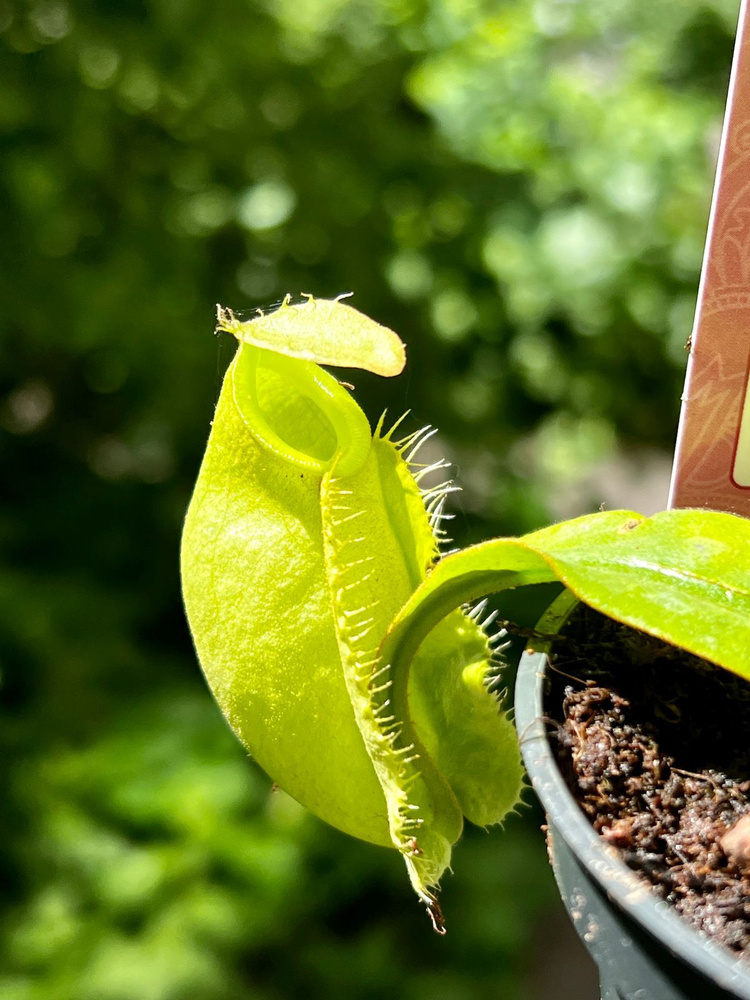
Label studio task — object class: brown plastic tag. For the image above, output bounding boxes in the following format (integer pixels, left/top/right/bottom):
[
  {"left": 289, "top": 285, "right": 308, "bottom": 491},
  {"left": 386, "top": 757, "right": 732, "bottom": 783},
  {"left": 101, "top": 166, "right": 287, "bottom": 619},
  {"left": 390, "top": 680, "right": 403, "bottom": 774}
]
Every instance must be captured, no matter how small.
[{"left": 669, "top": 0, "right": 750, "bottom": 515}]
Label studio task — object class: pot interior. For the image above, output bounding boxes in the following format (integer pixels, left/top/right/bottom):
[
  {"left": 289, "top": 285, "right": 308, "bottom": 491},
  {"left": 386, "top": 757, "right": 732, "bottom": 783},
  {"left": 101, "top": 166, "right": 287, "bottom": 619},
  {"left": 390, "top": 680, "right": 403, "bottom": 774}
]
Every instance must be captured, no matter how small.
[{"left": 516, "top": 607, "right": 750, "bottom": 1000}]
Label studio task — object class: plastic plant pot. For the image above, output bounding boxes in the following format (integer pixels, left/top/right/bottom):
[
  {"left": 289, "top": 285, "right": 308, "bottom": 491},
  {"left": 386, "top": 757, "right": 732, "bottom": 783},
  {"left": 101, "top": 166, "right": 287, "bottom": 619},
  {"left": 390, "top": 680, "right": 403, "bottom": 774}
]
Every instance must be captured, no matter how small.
[{"left": 515, "top": 647, "right": 750, "bottom": 1000}]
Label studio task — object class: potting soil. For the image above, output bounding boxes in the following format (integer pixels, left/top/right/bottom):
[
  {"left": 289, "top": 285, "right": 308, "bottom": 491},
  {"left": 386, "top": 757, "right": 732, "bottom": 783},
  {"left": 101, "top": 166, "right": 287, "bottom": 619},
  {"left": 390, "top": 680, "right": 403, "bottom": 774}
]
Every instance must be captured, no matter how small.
[{"left": 547, "top": 607, "right": 750, "bottom": 957}]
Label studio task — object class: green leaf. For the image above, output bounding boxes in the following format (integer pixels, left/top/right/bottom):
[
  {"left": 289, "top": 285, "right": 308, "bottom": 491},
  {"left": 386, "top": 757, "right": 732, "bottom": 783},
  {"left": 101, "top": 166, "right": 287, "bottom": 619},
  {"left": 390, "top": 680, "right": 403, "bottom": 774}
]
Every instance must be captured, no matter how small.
[
  {"left": 530, "top": 508, "right": 750, "bottom": 675},
  {"left": 381, "top": 509, "right": 750, "bottom": 744}
]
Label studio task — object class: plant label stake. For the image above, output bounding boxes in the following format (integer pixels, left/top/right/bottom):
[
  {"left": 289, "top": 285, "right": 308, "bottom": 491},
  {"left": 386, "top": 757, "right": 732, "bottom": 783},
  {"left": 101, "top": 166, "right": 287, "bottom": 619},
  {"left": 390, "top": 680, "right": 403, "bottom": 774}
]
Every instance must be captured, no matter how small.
[{"left": 670, "top": 0, "right": 750, "bottom": 515}]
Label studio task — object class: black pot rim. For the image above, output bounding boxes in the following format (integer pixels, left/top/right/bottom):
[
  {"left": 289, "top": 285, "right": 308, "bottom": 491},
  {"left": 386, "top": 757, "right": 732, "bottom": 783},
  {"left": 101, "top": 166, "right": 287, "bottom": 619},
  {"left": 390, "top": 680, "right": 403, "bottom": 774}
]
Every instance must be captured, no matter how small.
[{"left": 515, "top": 647, "right": 750, "bottom": 1000}]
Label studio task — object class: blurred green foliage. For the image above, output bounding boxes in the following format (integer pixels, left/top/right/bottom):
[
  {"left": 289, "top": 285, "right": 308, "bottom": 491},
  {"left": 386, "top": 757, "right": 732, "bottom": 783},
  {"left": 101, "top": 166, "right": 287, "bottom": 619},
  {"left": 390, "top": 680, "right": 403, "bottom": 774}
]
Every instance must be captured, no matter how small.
[{"left": 0, "top": 0, "right": 738, "bottom": 997}]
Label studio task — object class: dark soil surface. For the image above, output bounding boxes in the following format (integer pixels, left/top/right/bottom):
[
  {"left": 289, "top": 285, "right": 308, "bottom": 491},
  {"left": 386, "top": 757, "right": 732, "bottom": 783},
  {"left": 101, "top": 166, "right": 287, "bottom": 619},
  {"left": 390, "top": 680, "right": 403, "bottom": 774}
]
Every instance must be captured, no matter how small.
[{"left": 547, "top": 606, "right": 750, "bottom": 957}]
